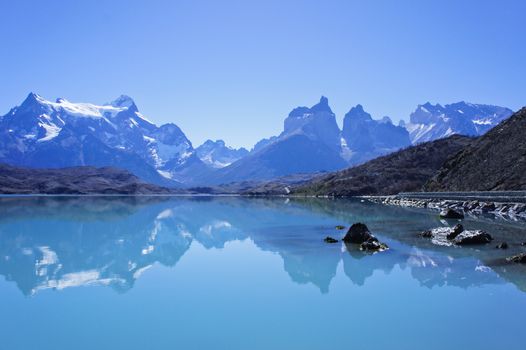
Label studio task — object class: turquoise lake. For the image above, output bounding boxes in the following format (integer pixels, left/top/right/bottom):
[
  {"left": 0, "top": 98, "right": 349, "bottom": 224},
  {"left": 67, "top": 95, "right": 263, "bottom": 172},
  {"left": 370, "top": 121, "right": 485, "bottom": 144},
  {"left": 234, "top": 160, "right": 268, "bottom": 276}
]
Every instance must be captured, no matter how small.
[{"left": 0, "top": 196, "right": 525, "bottom": 349}]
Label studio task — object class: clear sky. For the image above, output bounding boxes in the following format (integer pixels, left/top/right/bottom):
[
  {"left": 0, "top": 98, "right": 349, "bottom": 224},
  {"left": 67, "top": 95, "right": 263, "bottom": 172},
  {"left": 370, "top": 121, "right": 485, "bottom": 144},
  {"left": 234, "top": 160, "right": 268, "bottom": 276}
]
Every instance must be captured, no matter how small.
[{"left": 1, "top": 0, "right": 525, "bottom": 149}]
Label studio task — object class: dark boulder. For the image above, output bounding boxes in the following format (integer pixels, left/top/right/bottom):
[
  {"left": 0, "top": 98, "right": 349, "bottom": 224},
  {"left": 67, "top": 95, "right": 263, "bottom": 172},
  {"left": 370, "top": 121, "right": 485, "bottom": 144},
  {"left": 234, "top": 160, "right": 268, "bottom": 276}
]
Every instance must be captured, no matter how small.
[
  {"left": 439, "top": 208, "right": 464, "bottom": 219},
  {"left": 480, "top": 202, "right": 496, "bottom": 212},
  {"left": 421, "top": 226, "right": 492, "bottom": 246},
  {"left": 447, "top": 224, "right": 464, "bottom": 240},
  {"left": 452, "top": 230, "right": 493, "bottom": 245},
  {"left": 360, "top": 239, "right": 389, "bottom": 252},
  {"left": 324, "top": 236, "right": 339, "bottom": 243},
  {"left": 343, "top": 223, "right": 376, "bottom": 243},
  {"left": 495, "top": 242, "right": 509, "bottom": 249},
  {"left": 514, "top": 204, "right": 526, "bottom": 214},
  {"left": 421, "top": 230, "right": 433, "bottom": 238},
  {"left": 507, "top": 253, "right": 526, "bottom": 264}
]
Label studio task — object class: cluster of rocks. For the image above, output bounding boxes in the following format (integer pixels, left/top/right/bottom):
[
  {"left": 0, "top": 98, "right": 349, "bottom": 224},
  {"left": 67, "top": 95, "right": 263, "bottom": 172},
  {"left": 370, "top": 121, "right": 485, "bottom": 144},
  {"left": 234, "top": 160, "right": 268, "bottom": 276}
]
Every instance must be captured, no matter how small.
[
  {"left": 421, "top": 224, "right": 493, "bottom": 246},
  {"left": 367, "top": 197, "right": 429, "bottom": 208},
  {"left": 324, "top": 223, "right": 389, "bottom": 253},
  {"left": 420, "top": 224, "right": 526, "bottom": 265},
  {"left": 367, "top": 196, "right": 526, "bottom": 221},
  {"left": 507, "top": 253, "right": 526, "bottom": 264}
]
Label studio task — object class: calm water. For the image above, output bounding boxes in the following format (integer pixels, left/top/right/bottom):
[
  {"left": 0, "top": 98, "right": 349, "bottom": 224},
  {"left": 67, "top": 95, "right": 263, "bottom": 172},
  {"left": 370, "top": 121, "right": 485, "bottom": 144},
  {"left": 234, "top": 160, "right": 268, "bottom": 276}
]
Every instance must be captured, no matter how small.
[{"left": 0, "top": 196, "right": 525, "bottom": 349}]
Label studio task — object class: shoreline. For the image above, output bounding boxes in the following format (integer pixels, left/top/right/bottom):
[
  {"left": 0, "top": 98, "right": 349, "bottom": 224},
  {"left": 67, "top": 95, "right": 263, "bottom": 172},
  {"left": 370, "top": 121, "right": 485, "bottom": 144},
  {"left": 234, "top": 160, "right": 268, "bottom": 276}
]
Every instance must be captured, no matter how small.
[{"left": 364, "top": 193, "right": 526, "bottom": 221}]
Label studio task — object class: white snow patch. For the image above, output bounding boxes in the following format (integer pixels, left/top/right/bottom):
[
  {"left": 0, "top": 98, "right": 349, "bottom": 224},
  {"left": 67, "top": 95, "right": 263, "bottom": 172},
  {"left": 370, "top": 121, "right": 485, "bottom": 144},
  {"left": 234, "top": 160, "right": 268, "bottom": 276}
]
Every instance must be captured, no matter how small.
[
  {"left": 135, "top": 112, "right": 154, "bottom": 124},
  {"left": 38, "top": 123, "right": 61, "bottom": 142},
  {"left": 143, "top": 135, "right": 155, "bottom": 143},
  {"left": 157, "top": 170, "right": 173, "bottom": 179},
  {"left": 473, "top": 119, "right": 493, "bottom": 125}
]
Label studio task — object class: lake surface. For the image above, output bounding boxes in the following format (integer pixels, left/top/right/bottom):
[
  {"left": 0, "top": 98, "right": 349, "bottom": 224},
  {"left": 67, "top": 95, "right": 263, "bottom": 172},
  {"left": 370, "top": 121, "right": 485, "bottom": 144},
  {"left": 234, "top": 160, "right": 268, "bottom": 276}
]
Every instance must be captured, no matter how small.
[{"left": 0, "top": 196, "right": 525, "bottom": 349}]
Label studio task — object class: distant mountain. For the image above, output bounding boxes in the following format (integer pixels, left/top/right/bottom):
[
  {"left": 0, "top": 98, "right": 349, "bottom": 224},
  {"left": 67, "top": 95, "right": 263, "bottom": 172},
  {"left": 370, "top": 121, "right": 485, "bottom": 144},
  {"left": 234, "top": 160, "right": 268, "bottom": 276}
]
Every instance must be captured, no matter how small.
[
  {"left": 195, "top": 139, "right": 248, "bottom": 168},
  {"left": 0, "top": 163, "right": 173, "bottom": 194},
  {"left": 0, "top": 94, "right": 514, "bottom": 188},
  {"left": 206, "top": 97, "right": 412, "bottom": 185},
  {"left": 292, "top": 135, "right": 473, "bottom": 196},
  {"left": 425, "top": 107, "right": 526, "bottom": 191},
  {"left": 341, "top": 105, "right": 411, "bottom": 164},
  {"left": 0, "top": 93, "right": 212, "bottom": 186},
  {"left": 251, "top": 136, "right": 278, "bottom": 153},
  {"left": 207, "top": 97, "right": 348, "bottom": 184},
  {"left": 406, "top": 101, "right": 512, "bottom": 144}
]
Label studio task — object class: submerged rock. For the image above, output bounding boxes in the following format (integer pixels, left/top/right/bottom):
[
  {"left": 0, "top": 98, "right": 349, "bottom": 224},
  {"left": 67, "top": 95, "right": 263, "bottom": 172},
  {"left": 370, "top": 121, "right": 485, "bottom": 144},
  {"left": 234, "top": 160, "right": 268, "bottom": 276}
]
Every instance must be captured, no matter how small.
[
  {"left": 324, "top": 236, "right": 339, "bottom": 243},
  {"left": 439, "top": 208, "right": 465, "bottom": 219},
  {"left": 495, "top": 242, "right": 509, "bottom": 249},
  {"left": 343, "top": 223, "right": 376, "bottom": 244},
  {"left": 360, "top": 239, "right": 389, "bottom": 252},
  {"left": 506, "top": 253, "right": 526, "bottom": 264}
]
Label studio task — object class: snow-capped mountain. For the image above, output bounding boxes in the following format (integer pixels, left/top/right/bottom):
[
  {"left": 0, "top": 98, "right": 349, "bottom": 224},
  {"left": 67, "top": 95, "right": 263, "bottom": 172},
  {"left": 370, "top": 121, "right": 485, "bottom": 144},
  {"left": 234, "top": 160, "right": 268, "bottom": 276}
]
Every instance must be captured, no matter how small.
[
  {"left": 195, "top": 140, "right": 249, "bottom": 168},
  {"left": 341, "top": 104, "right": 411, "bottom": 164},
  {"left": 0, "top": 93, "right": 211, "bottom": 186},
  {"left": 406, "top": 102, "right": 513, "bottom": 144},
  {"left": 0, "top": 93, "right": 514, "bottom": 187}
]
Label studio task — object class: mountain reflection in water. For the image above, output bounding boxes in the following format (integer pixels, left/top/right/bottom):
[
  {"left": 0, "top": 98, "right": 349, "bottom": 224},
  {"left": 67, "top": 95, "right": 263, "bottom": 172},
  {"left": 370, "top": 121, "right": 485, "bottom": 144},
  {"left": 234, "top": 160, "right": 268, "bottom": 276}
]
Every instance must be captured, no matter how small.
[{"left": 0, "top": 196, "right": 524, "bottom": 296}]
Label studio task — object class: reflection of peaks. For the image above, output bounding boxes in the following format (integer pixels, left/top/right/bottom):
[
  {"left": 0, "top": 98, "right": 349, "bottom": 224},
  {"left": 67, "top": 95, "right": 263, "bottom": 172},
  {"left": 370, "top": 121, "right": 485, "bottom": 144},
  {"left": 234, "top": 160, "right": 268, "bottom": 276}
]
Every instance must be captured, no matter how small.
[{"left": 0, "top": 196, "right": 519, "bottom": 296}]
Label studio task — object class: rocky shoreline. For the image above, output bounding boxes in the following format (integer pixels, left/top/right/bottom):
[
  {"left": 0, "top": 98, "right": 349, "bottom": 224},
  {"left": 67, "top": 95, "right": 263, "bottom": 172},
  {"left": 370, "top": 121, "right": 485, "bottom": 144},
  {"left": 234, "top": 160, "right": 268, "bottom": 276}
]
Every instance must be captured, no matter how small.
[{"left": 365, "top": 196, "right": 526, "bottom": 221}]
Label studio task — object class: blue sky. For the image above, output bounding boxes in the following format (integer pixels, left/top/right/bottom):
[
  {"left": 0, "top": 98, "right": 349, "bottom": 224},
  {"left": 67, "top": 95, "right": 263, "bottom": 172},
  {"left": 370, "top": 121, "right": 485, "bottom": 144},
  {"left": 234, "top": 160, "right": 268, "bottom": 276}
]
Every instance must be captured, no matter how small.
[{"left": 1, "top": 0, "right": 525, "bottom": 149}]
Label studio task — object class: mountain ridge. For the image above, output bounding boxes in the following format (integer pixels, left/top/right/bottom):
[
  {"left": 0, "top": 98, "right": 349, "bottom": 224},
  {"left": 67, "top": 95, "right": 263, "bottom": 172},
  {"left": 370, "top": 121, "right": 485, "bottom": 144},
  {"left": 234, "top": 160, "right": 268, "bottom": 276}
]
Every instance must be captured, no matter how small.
[
  {"left": 424, "top": 107, "right": 526, "bottom": 191},
  {"left": 0, "top": 93, "right": 514, "bottom": 187},
  {"left": 291, "top": 135, "right": 474, "bottom": 196},
  {"left": 0, "top": 163, "right": 174, "bottom": 194}
]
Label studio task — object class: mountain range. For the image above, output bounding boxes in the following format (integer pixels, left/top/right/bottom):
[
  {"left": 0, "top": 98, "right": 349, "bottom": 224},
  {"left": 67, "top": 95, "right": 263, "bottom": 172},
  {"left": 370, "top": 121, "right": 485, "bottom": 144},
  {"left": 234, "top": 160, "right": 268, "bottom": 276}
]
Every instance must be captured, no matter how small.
[
  {"left": 406, "top": 102, "right": 512, "bottom": 144},
  {"left": 195, "top": 139, "right": 248, "bottom": 168},
  {"left": 291, "top": 106, "right": 526, "bottom": 196},
  {"left": 0, "top": 93, "right": 514, "bottom": 187},
  {"left": 424, "top": 107, "right": 526, "bottom": 191}
]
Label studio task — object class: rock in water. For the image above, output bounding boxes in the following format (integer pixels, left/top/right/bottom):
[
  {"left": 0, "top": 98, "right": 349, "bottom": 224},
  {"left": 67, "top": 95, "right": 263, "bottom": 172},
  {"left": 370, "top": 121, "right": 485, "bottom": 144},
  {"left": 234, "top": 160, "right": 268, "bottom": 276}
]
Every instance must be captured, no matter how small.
[
  {"left": 360, "top": 239, "right": 389, "bottom": 252},
  {"left": 439, "top": 208, "right": 465, "bottom": 219},
  {"left": 452, "top": 230, "right": 493, "bottom": 245},
  {"left": 421, "top": 230, "right": 433, "bottom": 238},
  {"left": 324, "top": 236, "right": 339, "bottom": 243},
  {"left": 421, "top": 226, "right": 492, "bottom": 246},
  {"left": 343, "top": 222, "right": 389, "bottom": 253},
  {"left": 507, "top": 253, "right": 526, "bottom": 264},
  {"left": 447, "top": 224, "right": 464, "bottom": 240},
  {"left": 343, "top": 223, "right": 376, "bottom": 243},
  {"left": 496, "top": 242, "right": 509, "bottom": 249}
]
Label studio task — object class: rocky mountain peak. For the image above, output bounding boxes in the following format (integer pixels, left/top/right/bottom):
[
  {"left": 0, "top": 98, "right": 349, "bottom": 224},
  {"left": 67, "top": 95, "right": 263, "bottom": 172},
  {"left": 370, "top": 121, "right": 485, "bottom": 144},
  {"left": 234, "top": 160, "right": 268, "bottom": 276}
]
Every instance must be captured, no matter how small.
[
  {"left": 344, "top": 104, "right": 372, "bottom": 121},
  {"left": 310, "top": 96, "right": 333, "bottom": 114},
  {"left": 110, "top": 95, "right": 137, "bottom": 110}
]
